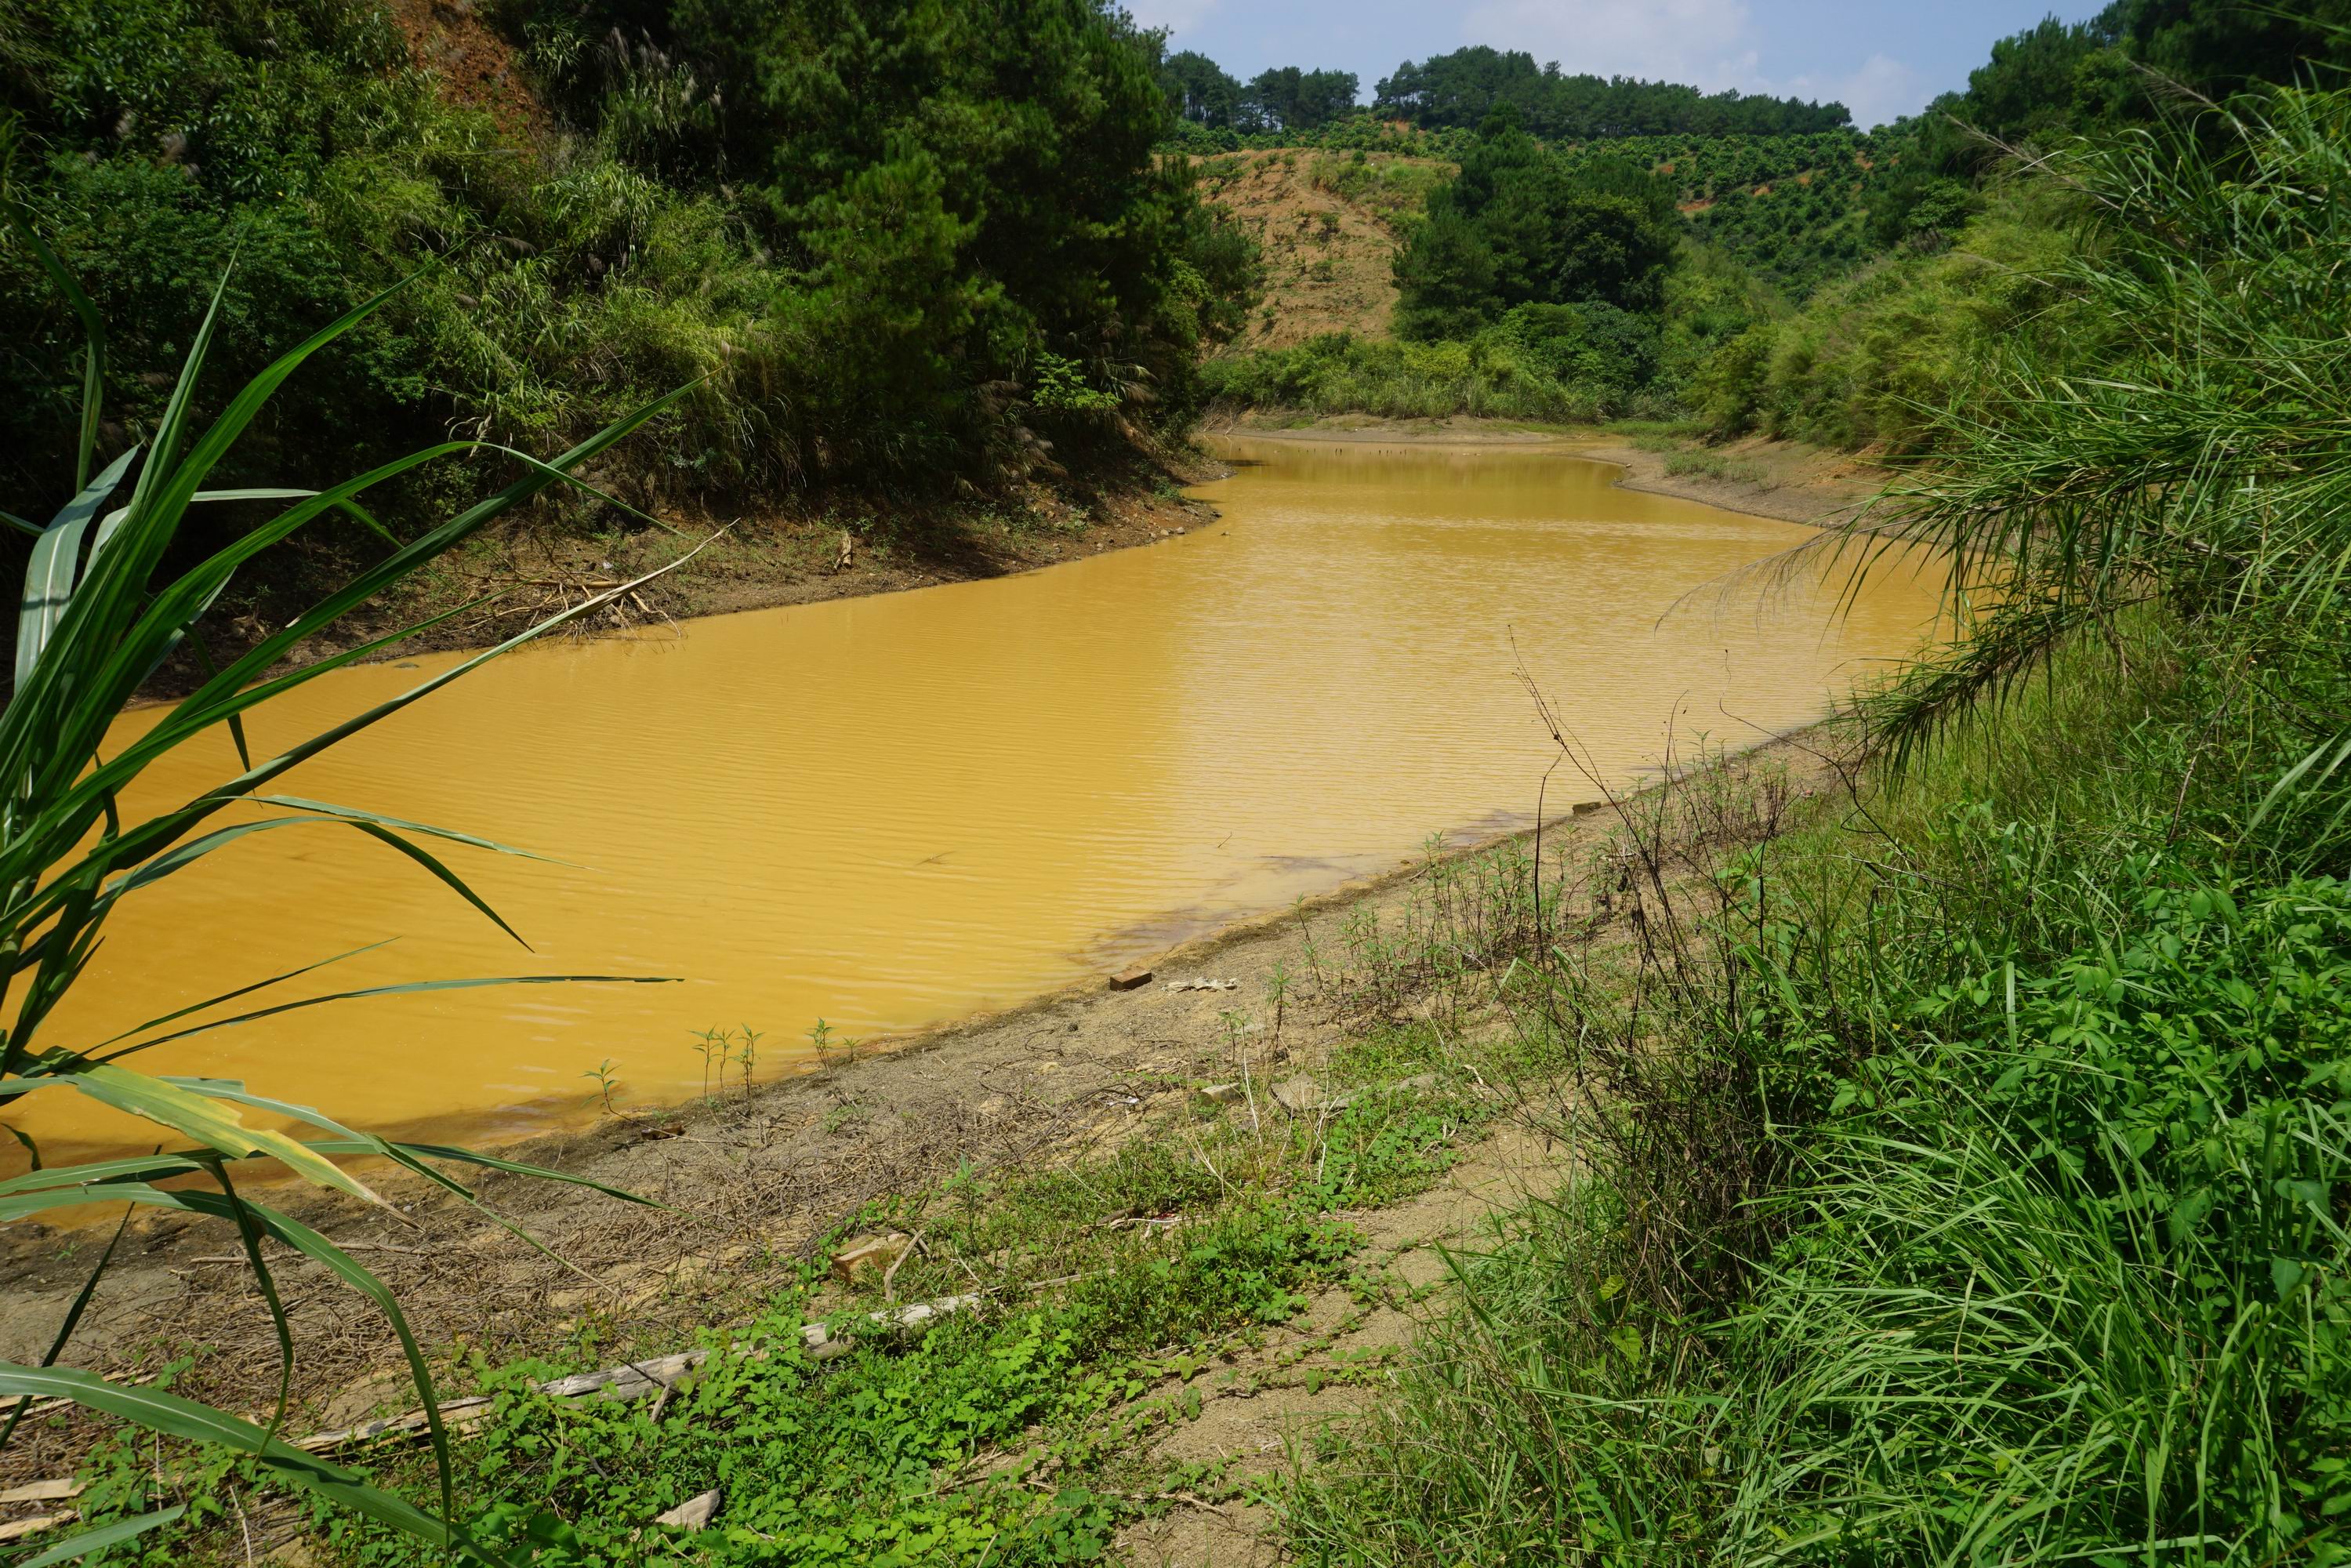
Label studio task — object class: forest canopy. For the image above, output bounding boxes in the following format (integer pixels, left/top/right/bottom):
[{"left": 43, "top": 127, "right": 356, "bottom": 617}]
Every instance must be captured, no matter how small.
[
  {"left": 0, "top": 0, "right": 1259, "bottom": 531},
  {"left": 1157, "top": 51, "right": 1359, "bottom": 132},
  {"left": 1376, "top": 46, "right": 1849, "bottom": 138}
]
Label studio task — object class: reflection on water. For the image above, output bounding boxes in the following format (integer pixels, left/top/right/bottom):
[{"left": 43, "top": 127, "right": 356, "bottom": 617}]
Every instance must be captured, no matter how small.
[{"left": 15, "top": 437, "right": 1938, "bottom": 1160}]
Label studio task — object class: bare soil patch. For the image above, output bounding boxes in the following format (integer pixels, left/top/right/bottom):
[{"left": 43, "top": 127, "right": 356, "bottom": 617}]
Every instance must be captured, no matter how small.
[
  {"left": 1112, "top": 1124, "right": 1573, "bottom": 1566},
  {"left": 1195, "top": 154, "right": 1446, "bottom": 349},
  {"left": 386, "top": 0, "right": 547, "bottom": 141}
]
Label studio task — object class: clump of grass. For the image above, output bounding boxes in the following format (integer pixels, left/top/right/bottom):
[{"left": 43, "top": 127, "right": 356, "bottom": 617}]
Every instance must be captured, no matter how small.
[{"left": 1662, "top": 448, "right": 1769, "bottom": 487}]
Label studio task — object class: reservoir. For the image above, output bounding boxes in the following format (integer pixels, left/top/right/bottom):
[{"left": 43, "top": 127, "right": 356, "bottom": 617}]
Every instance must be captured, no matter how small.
[{"left": 15, "top": 436, "right": 1939, "bottom": 1163}]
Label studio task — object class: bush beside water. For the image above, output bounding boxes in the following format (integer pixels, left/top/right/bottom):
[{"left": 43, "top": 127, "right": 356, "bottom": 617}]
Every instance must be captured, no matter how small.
[{"left": 0, "top": 0, "right": 1259, "bottom": 553}]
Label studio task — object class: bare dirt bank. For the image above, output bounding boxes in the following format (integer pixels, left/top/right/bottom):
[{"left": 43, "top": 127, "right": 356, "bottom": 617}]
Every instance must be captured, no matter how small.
[{"left": 144, "top": 445, "right": 1228, "bottom": 701}]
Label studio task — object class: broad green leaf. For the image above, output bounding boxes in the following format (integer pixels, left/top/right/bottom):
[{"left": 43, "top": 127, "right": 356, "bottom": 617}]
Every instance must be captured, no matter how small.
[
  {"left": 162, "top": 1080, "right": 359, "bottom": 1128},
  {"left": 17, "top": 435, "right": 706, "bottom": 885},
  {"left": 0, "top": 1152, "right": 212, "bottom": 1195},
  {"left": 189, "top": 487, "right": 318, "bottom": 503},
  {"left": 24, "top": 1053, "right": 376, "bottom": 1203},
  {"left": 15, "top": 447, "right": 138, "bottom": 690}
]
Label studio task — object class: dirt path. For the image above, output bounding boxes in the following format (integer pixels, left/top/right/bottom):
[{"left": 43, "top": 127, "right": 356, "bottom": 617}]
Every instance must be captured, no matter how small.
[{"left": 1112, "top": 1121, "right": 1573, "bottom": 1566}]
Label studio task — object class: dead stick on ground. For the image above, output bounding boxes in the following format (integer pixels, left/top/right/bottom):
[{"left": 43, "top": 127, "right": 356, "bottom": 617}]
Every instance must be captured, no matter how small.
[{"left": 879, "top": 1229, "right": 927, "bottom": 1306}]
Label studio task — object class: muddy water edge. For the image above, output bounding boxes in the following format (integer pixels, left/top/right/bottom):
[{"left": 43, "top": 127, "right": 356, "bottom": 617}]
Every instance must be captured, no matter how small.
[{"left": 10, "top": 434, "right": 1934, "bottom": 1170}]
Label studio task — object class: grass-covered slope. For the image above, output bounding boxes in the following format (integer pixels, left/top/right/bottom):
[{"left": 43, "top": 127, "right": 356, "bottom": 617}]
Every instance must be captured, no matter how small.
[{"left": 1285, "top": 84, "right": 2351, "bottom": 1566}]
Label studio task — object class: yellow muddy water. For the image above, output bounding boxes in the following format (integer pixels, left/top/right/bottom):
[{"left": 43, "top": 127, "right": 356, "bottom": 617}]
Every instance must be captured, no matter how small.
[{"left": 16, "top": 437, "right": 1939, "bottom": 1163}]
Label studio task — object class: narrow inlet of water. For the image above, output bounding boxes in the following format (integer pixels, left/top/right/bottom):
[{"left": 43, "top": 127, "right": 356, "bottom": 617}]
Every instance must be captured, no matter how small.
[{"left": 15, "top": 437, "right": 1939, "bottom": 1163}]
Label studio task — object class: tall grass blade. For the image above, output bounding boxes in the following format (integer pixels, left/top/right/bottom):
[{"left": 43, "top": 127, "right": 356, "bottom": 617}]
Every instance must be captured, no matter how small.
[
  {"left": 0, "top": 1366, "right": 510, "bottom": 1565},
  {"left": 92, "top": 972, "right": 679, "bottom": 1063},
  {"left": 16, "top": 448, "right": 138, "bottom": 690},
  {"left": 16, "top": 1054, "right": 377, "bottom": 1201}
]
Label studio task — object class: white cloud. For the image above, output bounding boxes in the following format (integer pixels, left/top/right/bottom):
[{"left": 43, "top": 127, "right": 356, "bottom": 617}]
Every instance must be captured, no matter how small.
[
  {"left": 1810, "top": 54, "right": 1924, "bottom": 129},
  {"left": 1460, "top": 0, "right": 1758, "bottom": 87},
  {"left": 1457, "top": 2, "right": 1927, "bottom": 127},
  {"left": 1120, "top": 0, "right": 1224, "bottom": 35}
]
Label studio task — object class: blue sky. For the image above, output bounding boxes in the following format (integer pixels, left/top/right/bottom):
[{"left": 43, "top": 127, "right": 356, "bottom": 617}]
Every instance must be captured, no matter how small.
[{"left": 1127, "top": 0, "right": 2110, "bottom": 129}]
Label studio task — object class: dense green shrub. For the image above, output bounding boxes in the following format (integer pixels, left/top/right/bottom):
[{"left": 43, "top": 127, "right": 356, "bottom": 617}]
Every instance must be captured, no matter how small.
[
  {"left": 1199, "top": 328, "right": 1650, "bottom": 424},
  {"left": 1688, "top": 182, "right": 2087, "bottom": 449},
  {"left": 1203, "top": 333, "right": 1608, "bottom": 423},
  {"left": 0, "top": 0, "right": 1258, "bottom": 559},
  {"left": 1393, "top": 111, "right": 1679, "bottom": 341},
  {"left": 1206, "top": 231, "right": 1765, "bottom": 425}
]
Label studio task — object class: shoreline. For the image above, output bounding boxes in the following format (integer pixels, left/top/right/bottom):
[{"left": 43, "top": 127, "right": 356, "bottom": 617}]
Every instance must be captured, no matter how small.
[
  {"left": 165, "top": 419, "right": 1887, "bottom": 702},
  {"left": 45, "top": 423, "right": 1885, "bottom": 1181},
  {"left": 0, "top": 720, "right": 1832, "bottom": 1363},
  {"left": 138, "top": 445, "right": 1234, "bottom": 702},
  {"left": 2, "top": 426, "right": 1874, "bottom": 1523},
  {"left": 1206, "top": 412, "right": 1894, "bottom": 529}
]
